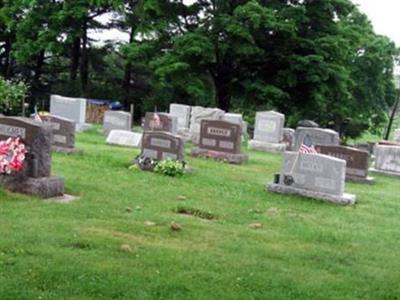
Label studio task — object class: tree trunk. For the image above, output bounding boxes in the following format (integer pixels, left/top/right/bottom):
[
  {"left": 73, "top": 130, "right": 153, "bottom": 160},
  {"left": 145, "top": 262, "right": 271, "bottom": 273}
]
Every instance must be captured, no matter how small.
[
  {"left": 3, "top": 34, "right": 12, "bottom": 79},
  {"left": 122, "top": 28, "right": 135, "bottom": 109},
  {"left": 70, "top": 36, "right": 80, "bottom": 80},
  {"left": 212, "top": 64, "right": 233, "bottom": 112},
  {"left": 384, "top": 93, "right": 400, "bottom": 140},
  {"left": 80, "top": 20, "right": 89, "bottom": 95}
]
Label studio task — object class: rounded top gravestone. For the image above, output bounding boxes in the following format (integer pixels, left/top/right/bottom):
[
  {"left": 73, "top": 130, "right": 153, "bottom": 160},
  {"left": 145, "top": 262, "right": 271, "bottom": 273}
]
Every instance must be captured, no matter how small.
[{"left": 297, "top": 120, "right": 319, "bottom": 128}]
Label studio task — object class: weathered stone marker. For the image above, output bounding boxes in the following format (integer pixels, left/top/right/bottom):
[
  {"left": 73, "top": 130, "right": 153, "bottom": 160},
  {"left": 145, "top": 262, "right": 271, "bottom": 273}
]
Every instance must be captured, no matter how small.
[
  {"left": 191, "top": 120, "right": 248, "bottom": 164},
  {"left": 316, "top": 145, "right": 373, "bottom": 184},
  {"left": 50, "top": 95, "right": 92, "bottom": 132},
  {"left": 106, "top": 130, "right": 142, "bottom": 148},
  {"left": 268, "top": 152, "right": 356, "bottom": 205},
  {"left": 189, "top": 106, "right": 225, "bottom": 144},
  {"left": 103, "top": 110, "right": 132, "bottom": 136},
  {"left": 0, "top": 117, "right": 64, "bottom": 198},
  {"left": 282, "top": 128, "right": 295, "bottom": 151},
  {"left": 141, "top": 131, "right": 184, "bottom": 161},
  {"left": 40, "top": 115, "right": 77, "bottom": 153},
  {"left": 293, "top": 127, "right": 340, "bottom": 151},
  {"left": 249, "top": 111, "right": 286, "bottom": 153},
  {"left": 143, "top": 112, "right": 178, "bottom": 134},
  {"left": 394, "top": 129, "right": 400, "bottom": 142},
  {"left": 169, "top": 104, "right": 191, "bottom": 131},
  {"left": 370, "top": 145, "right": 400, "bottom": 177}
]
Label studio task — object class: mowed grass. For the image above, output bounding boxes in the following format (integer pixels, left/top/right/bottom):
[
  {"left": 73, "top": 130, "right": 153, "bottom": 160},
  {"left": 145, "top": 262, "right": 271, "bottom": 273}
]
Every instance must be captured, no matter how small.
[{"left": 1, "top": 128, "right": 400, "bottom": 300}]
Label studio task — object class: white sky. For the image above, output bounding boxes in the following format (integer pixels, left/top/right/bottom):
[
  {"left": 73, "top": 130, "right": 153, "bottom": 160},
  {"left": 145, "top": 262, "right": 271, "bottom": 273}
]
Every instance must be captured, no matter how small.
[{"left": 353, "top": 0, "right": 400, "bottom": 46}]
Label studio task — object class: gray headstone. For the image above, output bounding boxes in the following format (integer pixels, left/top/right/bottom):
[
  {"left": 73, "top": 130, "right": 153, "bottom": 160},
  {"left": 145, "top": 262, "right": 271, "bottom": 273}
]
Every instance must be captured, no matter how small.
[
  {"left": 106, "top": 130, "right": 142, "bottom": 148},
  {"left": 103, "top": 110, "right": 132, "bottom": 136},
  {"left": 294, "top": 127, "right": 340, "bottom": 151},
  {"left": 282, "top": 128, "right": 295, "bottom": 151},
  {"left": 394, "top": 129, "right": 400, "bottom": 142},
  {"left": 279, "top": 152, "right": 346, "bottom": 196},
  {"left": 297, "top": 120, "right": 319, "bottom": 128},
  {"left": 169, "top": 104, "right": 191, "bottom": 130},
  {"left": 50, "top": 95, "right": 87, "bottom": 126},
  {"left": 223, "top": 113, "right": 246, "bottom": 134},
  {"left": 41, "top": 115, "right": 75, "bottom": 149},
  {"left": 141, "top": 131, "right": 184, "bottom": 161},
  {"left": 374, "top": 145, "right": 400, "bottom": 173},
  {"left": 253, "top": 111, "right": 285, "bottom": 143}
]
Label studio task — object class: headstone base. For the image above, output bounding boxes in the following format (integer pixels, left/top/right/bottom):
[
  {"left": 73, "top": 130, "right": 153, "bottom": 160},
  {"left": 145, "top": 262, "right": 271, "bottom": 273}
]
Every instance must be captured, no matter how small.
[
  {"left": 346, "top": 176, "right": 375, "bottom": 184},
  {"left": 267, "top": 183, "right": 356, "bottom": 205},
  {"left": 248, "top": 140, "right": 286, "bottom": 153},
  {"left": 44, "top": 194, "right": 79, "bottom": 203},
  {"left": 76, "top": 123, "right": 92, "bottom": 132},
  {"left": 369, "top": 168, "right": 400, "bottom": 178},
  {"left": 52, "top": 146, "right": 83, "bottom": 155},
  {"left": 191, "top": 147, "right": 248, "bottom": 164},
  {"left": 0, "top": 176, "right": 65, "bottom": 199}
]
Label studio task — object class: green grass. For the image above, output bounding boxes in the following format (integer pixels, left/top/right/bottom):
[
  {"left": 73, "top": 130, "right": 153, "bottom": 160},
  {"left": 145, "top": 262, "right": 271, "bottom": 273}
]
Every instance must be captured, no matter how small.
[{"left": 1, "top": 128, "right": 400, "bottom": 300}]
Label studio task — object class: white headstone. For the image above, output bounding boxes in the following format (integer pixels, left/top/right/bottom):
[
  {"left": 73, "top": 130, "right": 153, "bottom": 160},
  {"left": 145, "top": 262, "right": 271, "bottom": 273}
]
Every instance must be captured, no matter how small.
[
  {"left": 279, "top": 152, "right": 346, "bottom": 196},
  {"left": 106, "top": 130, "right": 142, "bottom": 148},
  {"left": 394, "top": 129, "right": 400, "bottom": 142},
  {"left": 223, "top": 113, "right": 246, "bottom": 134},
  {"left": 253, "top": 111, "right": 285, "bottom": 143},
  {"left": 169, "top": 104, "right": 191, "bottom": 130},
  {"left": 374, "top": 145, "right": 400, "bottom": 173},
  {"left": 50, "top": 95, "right": 86, "bottom": 125},
  {"left": 103, "top": 110, "right": 132, "bottom": 136}
]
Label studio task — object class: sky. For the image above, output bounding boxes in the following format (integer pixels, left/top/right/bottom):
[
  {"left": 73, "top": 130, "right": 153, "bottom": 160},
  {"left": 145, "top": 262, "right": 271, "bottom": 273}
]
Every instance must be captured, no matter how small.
[{"left": 353, "top": 0, "right": 400, "bottom": 46}]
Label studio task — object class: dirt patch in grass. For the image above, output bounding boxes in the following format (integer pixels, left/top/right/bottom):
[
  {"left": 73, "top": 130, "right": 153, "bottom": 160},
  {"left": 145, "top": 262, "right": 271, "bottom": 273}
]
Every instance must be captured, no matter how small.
[{"left": 175, "top": 206, "right": 217, "bottom": 220}]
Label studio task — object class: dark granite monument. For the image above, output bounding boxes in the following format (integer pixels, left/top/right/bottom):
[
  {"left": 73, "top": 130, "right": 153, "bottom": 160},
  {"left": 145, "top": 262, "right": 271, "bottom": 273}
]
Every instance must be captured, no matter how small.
[
  {"left": 191, "top": 120, "right": 248, "bottom": 164},
  {"left": 40, "top": 115, "right": 77, "bottom": 153},
  {"left": 0, "top": 116, "right": 64, "bottom": 198},
  {"left": 141, "top": 131, "right": 184, "bottom": 161},
  {"left": 316, "top": 145, "right": 373, "bottom": 184}
]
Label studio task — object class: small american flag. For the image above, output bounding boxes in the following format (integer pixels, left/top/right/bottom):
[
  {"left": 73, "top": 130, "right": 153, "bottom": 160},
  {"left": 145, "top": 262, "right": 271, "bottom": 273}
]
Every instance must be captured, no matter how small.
[{"left": 299, "top": 135, "right": 318, "bottom": 154}]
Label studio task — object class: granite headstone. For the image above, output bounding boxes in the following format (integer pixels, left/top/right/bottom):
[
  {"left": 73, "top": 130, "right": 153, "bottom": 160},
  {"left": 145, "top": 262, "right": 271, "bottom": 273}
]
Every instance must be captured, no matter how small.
[
  {"left": 106, "top": 130, "right": 142, "bottom": 148},
  {"left": 192, "top": 120, "right": 248, "bottom": 164},
  {"left": 41, "top": 115, "right": 76, "bottom": 153},
  {"left": 268, "top": 151, "right": 356, "bottom": 205},
  {"left": 371, "top": 145, "right": 400, "bottom": 177},
  {"left": 143, "top": 112, "right": 178, "bottom": 134},
  {"left": 0, "top": 116, "right": 64, "bottom": 198},
  {"left": 293, "top": 127, "right": 340, "bottom": 151},
  {"left": 50, "top": 95, "right": 91, "bottom": 132},
  {"left": 103, "top": 110, "right": 132, "bottom": 136},
  {"left": 141, "top": 131, "right": 184, "bottom": 161},
  {"left": 189, "top": 106, "right": 225, "bottom": 144},
  {"left": 316, "top": 145, "right": 373, "bottom": 183}
]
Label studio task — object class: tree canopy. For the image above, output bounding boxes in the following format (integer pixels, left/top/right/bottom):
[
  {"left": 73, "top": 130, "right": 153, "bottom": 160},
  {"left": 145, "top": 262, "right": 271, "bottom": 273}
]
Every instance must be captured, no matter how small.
[{"left": 0, "top": 0, "right": 398, "bottom": 138}]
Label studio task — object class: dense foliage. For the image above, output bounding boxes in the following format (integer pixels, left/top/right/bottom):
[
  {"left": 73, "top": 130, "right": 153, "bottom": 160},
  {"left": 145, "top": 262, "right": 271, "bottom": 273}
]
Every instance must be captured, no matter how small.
[{"left": 0, "top": 0, "right": 398, "bottom": 138}]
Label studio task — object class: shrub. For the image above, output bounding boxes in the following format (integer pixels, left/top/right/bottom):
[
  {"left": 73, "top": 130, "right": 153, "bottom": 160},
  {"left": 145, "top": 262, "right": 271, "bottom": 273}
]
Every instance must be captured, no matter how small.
[
  {"left": 153, "top": 159, "right": 185, "bottom": 177},
  {"left": 0, "top": 77, "right": 28, "bottom": 114}
]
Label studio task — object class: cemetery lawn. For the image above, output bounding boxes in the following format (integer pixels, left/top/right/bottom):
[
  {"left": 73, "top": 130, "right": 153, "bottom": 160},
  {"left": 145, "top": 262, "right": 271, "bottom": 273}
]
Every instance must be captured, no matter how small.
[{"left": 1, "top": 128, "right": 400, "bottom": 300}]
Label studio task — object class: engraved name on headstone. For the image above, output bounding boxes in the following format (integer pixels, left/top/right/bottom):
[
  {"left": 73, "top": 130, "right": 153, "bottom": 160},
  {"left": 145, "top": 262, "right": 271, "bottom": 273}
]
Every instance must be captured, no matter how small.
[
  {"left": 199, "top": 120, "right": 241, "bottom": 154},
  {"left": 316, "top": 145, "right": 370, "bottom": 179},
  {"left": 141, "top": 131, "right": 184, "bottom": 161}
]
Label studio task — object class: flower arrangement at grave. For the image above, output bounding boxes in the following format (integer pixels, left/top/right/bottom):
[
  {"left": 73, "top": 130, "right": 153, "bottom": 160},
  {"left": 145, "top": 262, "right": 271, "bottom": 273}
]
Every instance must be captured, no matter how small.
[
  {"left": 0, "top": 137, "right": 27, "bottom": 175},
  {"left": 131, "top": 154, "right": 187, "bottom": 177}
]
